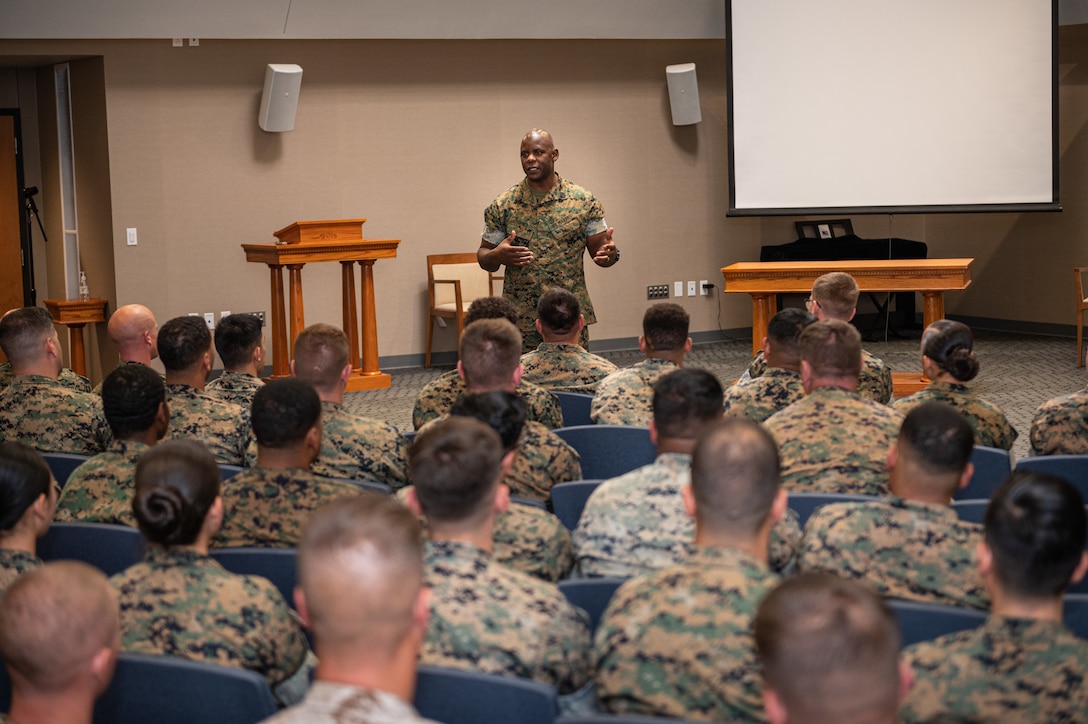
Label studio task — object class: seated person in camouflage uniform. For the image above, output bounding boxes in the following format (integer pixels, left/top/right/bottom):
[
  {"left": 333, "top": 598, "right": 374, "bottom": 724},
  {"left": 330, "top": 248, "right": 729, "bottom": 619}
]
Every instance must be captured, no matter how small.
[
  {"left": 594, "top": 417, "right": 788, "bottom": 721},
  {"left": 799, "top": 402, "right": 988, "bottom": 609},
  {"left": 0, "top": 307, "right": 110, "bottom": 455},
  {"left": 1029, "top": 348, "right": 1088, "bottom": 456},
  {"left": 892, "top": 320, "right": 1016, "bottom": 449},
  {"left": 157, "top": 316, "right": 253, "bottom": 466},
  {"left": 591, "top": 302, "right": 691, "bottom": 426},
  {"left": 754, "top": 573, "right": 909, "bottom": 724},
  {"left": 206, "top": 313, "right": 265, "bottom": 408},
  {"left": 519, "top": 287, "right": 617, "bottom": 394},
  {"left": 575, "top": 368, "right": 800, "bottom": 577},
  {"left": 722, "top": 307, "right": 816, "bottom": 422},
  {"left": 414, "top": 296, "right": 563, "bottom": 430},
  {"left": 291, "top": 323, "right": 408, "bottom": 489},
  {"left": 57, "top": 364, "right": 169, "bottom": 527},
  {"left": 900, "top": 471, "right": 1088, "bottom": 722},
  {"left": 0, "top": 561, "right": 120, "bottom": 724},
  {"left": 264, "top": 497, "right": 438, "bottom": 724},
  {"left": 111, "top": 439, "right": 310, "bottom": 704},
  {"left": 764, "top": 320, "right": 903, "bottom": 496},
  {"left": 92, "top": 303, "right": 161, "bottom": 395},
  {"left": 742, "top": 272, "right": 894, "bottom": 404},
  {"left": 0, "top": 442, "right": 56, "bottom": 593},
  {"left": 1, "top": 305, "right": 90, "bottom": 393},
  {"left": 215, "top": 378, "right": 365, "bottom": 548},
  {"left": 405, "top": 416, "right": 591, "bottom": 695}
]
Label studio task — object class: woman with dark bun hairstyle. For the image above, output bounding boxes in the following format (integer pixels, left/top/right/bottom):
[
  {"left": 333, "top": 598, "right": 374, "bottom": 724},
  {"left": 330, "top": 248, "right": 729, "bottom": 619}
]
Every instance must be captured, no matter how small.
[
  {"left": 109, "top": 439, "right": 311, "bottom": 705},
  {"left": 891, "top": 320, "right": 1017, "bottom": 449},
  {"left": 0, "top": 442, "right": 56, "bottom": 592}
]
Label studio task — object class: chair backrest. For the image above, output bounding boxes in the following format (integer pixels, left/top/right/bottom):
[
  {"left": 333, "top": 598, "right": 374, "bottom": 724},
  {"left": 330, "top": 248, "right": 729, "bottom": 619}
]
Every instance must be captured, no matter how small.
[
  {"left": 334, "top": 478, "right": 393, "bottom": 496},
  {"left": 950, "top": 499, "right": 989, "bottom": 524},
  {"left": 1065, "top": 593, "right": 1088, "bottom": 639},
  {"left": 413, "top": 665, "right": 559, "bottom": 724},
  {"left": 510, "top": 495, "right": 548, "bottom": 511},
  {"left": 885, "top": 599, "right": 986, "bottom": 648},
  {"left": 209, "top": 547, "right": 298, "bottom": 607},
  {"left": 41, "top": 452, "right": 90, "bottom": 488},
  {"left": 556, "top": 716, "right": 710, "bottom": 724},
  {"left": 1014, "top": 455, "right": 1088, "bottom": 500},
  {"left": 37, "top": 522, "right": 146, "bottom": 576},
  {"left": 558, "top": 577, "right": 627, "bottom": 637},
  {"left": 427, "top": 253, "right": 492, "bottom": 309},
  {"left": 218, "top": 464, "right": 244, "bottom": 482},
  {"left": 550, "top": 479, "right": 604, "bottom": 530},
  {"left": 553, "top": 391, "right": 595, "bottom": 427},
  {"left": 788, "top": 492, "right": 876, "bottom": 527},
  {"left": 954, "top": 446, "right": 1012, "bottom": 501},
  {"left": 552, "top": 425, "right": 656, "bottom": 481}
]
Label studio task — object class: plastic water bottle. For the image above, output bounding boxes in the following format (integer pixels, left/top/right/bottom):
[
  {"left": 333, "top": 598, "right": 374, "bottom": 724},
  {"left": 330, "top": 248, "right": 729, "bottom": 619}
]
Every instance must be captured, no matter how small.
[{"left": 78, "top": 271, "right": 89, "bottom": 301}]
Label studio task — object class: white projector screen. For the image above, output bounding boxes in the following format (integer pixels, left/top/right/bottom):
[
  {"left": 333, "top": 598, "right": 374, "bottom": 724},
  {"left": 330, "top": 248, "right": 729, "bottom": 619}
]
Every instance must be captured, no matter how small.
[{"left": 727, "top": 0, "right": 1058, "bottom": 215}]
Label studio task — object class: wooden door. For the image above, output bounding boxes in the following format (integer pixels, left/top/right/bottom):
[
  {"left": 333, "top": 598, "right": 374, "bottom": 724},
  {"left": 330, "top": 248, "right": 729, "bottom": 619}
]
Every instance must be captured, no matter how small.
[{"left": 0, "top": 114, "right": 24, "bottom": 316}]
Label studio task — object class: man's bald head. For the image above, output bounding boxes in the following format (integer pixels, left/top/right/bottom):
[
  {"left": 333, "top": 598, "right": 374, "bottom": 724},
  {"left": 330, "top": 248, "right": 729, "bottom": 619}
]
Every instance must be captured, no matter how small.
[
  {"left": 522, "top": 128, "right": 555, "bottom": 149},
  {"left": 107, "top": 304, "right": 159, "bottom": 362}
]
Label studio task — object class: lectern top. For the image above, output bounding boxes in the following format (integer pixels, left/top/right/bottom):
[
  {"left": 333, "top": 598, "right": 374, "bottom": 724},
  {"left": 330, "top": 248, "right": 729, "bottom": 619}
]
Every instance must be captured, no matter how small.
[{"left": 273, "top": 219, "right": 368, "bottom": 245}]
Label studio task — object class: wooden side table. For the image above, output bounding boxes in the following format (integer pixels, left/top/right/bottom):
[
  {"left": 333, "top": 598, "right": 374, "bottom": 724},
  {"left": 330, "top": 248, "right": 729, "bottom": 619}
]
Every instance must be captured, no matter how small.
[{"left": 42, "top": 298, "right": 108, "bottom": 377}]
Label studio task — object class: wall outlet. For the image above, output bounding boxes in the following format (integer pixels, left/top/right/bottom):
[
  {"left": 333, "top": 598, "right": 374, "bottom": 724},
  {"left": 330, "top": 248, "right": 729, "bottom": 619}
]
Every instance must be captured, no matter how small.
[
  {"left": 221, "top": 310, "right": 231, "bottom": 320},
  {"left": 647, "top": 284, "right": 669, "bottom": 300},
  {"left": 687, "top": 281, "right": 697, "bottom": 297},
  {"left": 203, "top": 312, "right": 215, "bottom": 330},
  {"left": 243, "top": 311, "right": 265, "bottom": 325},
  {"left": 674, "top": 281, "right": 684, "bottom": 298},
  {"left": 699, "top": 279, "right": 710, "bottom": 296},
  {"left": 126, "top": 227, "right": 137, "bottom": 246}
]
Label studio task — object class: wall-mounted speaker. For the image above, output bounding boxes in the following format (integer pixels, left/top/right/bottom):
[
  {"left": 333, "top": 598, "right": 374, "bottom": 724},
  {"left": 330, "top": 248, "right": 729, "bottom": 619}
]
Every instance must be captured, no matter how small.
[
  {"left": 258, "top": 64, "right": 303, "bottom": 132},
  {"left": 665, "top": 63, "right": 701, "bottom": 126}
]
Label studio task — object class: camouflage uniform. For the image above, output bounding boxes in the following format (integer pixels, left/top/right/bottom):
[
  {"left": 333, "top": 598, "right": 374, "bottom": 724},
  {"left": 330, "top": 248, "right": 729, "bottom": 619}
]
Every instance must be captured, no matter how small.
[
  {"left": 763, "top": 386, "right": 903, "bottom": 496},
  {"left": 721, "top": 367, "right": 805, "bottom": 423},
  {"left": 0, "top": 374, "right": 111, "bottom": 455},
  {"left": 91, "top": 359, "right": 164, "bottom": 395},
  {"left": 483, "top": 175, "right": 608, "bottom": 352},
  {"left": 214, "top": 466, "right": 367, "bottom": 548},
  {"left": 590, "top": 358, "right": 679, "bottom": 426},
  {"left": 747, "top": 348, "right": 894, "bottom": 404},
  {"left": 900, "top": 616, "right": 1088, "bottom": 722},
  {"left": 573, "top": 453, "right": 801, "bottom": 577},
  {"left": 412, "top": 370, "right": 563, "bottom": 430},
  {"left": 1029, "top": 386, "right": 1088, "bottom": 456},
  {"left": 313, "top": 400, "right": 408, "bottom": 490},
  {"left": 420, "top": 539, "right": 591, "bottom": 694},
  {"left": 110, "top": 546, "right": 308, "bottom": 687},
  {"left": 163, "top": 383, "right": 254, "bottom": 466},
  {"left": 206, "top": 371, "right": 264, "bottom": 409},
  {"left": 262, "top": 682, "right": 439, "bottom": 724},
  {"left": 55, "top": 439, "right": 149, "bottom": 527},
  {"left": 0, "top": 361, "right": 90, "bottom": 392},
  {"left": 520, "top": 342, "right": 618, "bottom": 394},
  {"left": 891, "top": 380, "right": 1017, "bottom": 450},
  {"left": 798, "top": 497, "right": 988, "bottom": 609},
  {"left": 593, "top": 546, "right": 779, "bottom": 721},
  {"left": 0, "top": 549, "right": 42, "bottom": 593}
]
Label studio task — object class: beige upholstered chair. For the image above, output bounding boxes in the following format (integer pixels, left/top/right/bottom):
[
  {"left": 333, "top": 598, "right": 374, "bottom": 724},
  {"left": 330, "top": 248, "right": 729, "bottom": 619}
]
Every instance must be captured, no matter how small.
[
  {"left": 425, "top": 253, "right": 501, "bottom": 367},
  {"left": 1077, "top": 267, "right": 1088, "bottom": 366}
]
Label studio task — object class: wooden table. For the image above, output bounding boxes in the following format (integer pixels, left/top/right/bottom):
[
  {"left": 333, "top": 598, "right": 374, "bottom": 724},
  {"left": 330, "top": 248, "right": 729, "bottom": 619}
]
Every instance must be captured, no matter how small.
[{"left": 42, "top": 298, "right": 108, "bottom": 377}]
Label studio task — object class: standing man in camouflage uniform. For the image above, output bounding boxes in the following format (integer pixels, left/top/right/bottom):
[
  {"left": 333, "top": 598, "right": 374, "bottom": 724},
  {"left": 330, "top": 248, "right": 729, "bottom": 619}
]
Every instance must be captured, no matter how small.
[
  {"left": 0, "top": 307, "right": 110, "bottom": 455},
  {"left": 900, "top": 471, "right": 1088, "bottom": 721},
  {"left": 591, "top": 303, "right": 691, "bottom": 426},
  {"left": 519, "top": 287, "right": 617, "bottom": 394},
  {"left": 798, "top": 402, "right": 988, "bottom": 609},
  {"left": 56, "top": 364, "right": 170, "bottom": 527},
  {"left": 292, "top": 323, "right": 409, "bottom": 489},
  {"left": 206, "top": 312, "right": 265, "bottom": 408},
  {"left": 215, "top": 378, "right": 364, "bottom": 548},
  {"left": 723, "top": 307, "right": 816, "bottom": 422},
  {"left": 576, "top": 368, "right": 800, "bottom": 577},
  {"left": 157, "top": 316, "right": 253, "bottom": 466},
  {"left": 477, "top": 128, "right": 620, "bottom": 353},
  {"left": 406, "top": 416, "right": 591, "bottom": 695},
  {"left": 764, "top": 320, "right": 903, "bottom": 496},
  {"left": 92, "top": 303, "right": 161, "bottom": 395},
  {"left": 594, "top": 417, "right": 787, "bottom": 721}
]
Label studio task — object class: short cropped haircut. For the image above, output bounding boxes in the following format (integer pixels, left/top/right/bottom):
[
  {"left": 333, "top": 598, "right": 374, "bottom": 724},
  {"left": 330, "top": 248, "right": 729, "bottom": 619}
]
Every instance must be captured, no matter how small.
[
  {"left": 537, "top": 287, "right": 581, "bottom": 336},
  {"left": 0, "top": 442, "right": 53, "bottom": 533},
  {"left": 0, "top": 307, "right": 55, "bottom": 366},
  {"left": 459, "top": 319, "right": 522, "bottom": 389},
  {"left": 755, "top": 573, "right": 902, "bottom": 723},
  {"left": 157, "top": 316, "right": 212, "bottom": 373},
  {"left": 408, "top": 416, "right": 504, "bottom": 525},
  {"left": 451, "top": 391, "right": 528, "bottom": 453},
  {"left": 922, "top": 319, "right": 979, "bottom": 382},
  {"left": 642, "top": 303, "right": 689, "bottom": 352},
  {"left": 465, "top": 296, "right": 518, "bottom": 327},
  {"left": 811, "top": 272, "right": 860, "bottom": 320},
  {"left": 984, "top": 470, "right": 1087, "bottom": 599},
  {"left": 799, "top": 319, "right": 862, "bottom": 380},
  {"left": 101, "top": 364, "right": 166, "bottom": 439},
  {"left": 133, "top": 439, "right": 220, "bottom": 547},
  {"left": 766, "top": 307, "right": 817, "bottom": 365},
  {"left": 214, "top": 313, "right": 263, "bottom": 370},
  {"left": 652, "top": 368, "right": 723, "bottom": 439},
  {"left": 899, "top": 401, "right": 974, "bottom": 477},
  {"left": 292, "top": 323, "right": 350, "bottom": 391},
  {"left": 251, "top": 378, "right": 321, "bottom": 449},
  {"left": 690, "top": 417, "right": 780, "bottom": 537}
]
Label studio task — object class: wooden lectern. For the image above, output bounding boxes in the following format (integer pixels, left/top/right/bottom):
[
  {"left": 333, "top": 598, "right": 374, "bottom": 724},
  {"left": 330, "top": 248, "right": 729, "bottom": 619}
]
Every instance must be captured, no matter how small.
[
  {"left": 242, "top": 219, "right": 400, "bottom": 391},
  {"left": 42, "top": 298, "right": 109, "bottom": 378}
]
